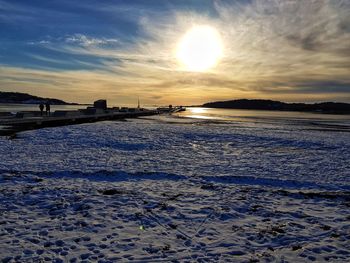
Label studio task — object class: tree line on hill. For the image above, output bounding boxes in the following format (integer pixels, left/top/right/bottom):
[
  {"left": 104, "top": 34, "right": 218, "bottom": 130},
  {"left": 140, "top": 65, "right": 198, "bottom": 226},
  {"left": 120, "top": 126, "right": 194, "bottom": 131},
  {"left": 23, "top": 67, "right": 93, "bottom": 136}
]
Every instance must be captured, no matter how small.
[
  {"left": 202, "top": 99, "right": 350, "bottom": 114},
  {"left": 0, "top": 92, "right": 77, "bottom": 105}
]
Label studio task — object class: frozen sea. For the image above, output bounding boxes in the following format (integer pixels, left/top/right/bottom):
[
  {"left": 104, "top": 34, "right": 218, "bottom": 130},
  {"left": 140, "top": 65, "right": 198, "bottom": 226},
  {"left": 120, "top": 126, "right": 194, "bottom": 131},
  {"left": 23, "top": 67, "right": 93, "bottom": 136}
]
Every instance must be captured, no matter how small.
[{"left": 0, "top": 108, "right": 349, "bottom": 262}]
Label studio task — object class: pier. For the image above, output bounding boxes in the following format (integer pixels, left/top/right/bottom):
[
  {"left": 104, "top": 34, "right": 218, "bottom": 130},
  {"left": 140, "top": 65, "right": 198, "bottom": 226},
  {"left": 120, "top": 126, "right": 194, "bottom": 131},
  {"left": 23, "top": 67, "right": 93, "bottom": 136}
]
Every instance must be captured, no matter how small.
[{"left": 0, "top": 108, "right": 159, "bottom": 136}]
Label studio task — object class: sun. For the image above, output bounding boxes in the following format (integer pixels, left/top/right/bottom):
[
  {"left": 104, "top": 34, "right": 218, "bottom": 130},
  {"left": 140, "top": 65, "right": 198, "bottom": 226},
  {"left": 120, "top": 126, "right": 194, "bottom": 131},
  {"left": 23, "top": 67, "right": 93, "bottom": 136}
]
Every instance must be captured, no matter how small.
[{"left": 176, "top": 25, "right": 223, "bottom": 72}]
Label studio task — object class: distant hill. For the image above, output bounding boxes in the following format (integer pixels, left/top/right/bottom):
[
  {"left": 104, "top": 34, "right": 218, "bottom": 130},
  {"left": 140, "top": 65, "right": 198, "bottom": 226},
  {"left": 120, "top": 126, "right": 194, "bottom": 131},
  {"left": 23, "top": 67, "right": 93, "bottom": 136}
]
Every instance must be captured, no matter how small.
[
  {"left": 202, "top": 99, "right": 350, "bottom": 114},
  {"left": 0, "top": 92, "right": 78, "bottom": 105}
]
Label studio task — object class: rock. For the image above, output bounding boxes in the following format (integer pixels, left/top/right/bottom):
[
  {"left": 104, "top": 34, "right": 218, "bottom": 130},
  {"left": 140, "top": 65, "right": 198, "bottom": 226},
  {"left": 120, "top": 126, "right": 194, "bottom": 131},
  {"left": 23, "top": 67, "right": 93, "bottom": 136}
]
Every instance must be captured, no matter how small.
[
  {"left": 331, "top": 232, "right": 340, "bottom": 238},
  {"left": 101, "top": 189, "right": 124, "bottom": 195},
  {"left": 320, "top": 225, "right": 331, "bottom": 230},
  {"left": 229, "top": 250, "right": 245, "bottom": 256},
  {"left": 292, "top": 245, "right": 302, "bottom": 251},
  {"left": 168, "top": 223, "right": 177, "bottom": 229}
]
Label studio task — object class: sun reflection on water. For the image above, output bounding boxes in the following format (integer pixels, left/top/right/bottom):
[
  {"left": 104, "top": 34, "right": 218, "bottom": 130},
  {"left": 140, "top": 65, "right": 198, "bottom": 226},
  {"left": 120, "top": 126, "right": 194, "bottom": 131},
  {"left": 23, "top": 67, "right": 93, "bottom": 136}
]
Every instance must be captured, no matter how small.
[{"left": 184, "top": 107, "right": 216, "bottom": 119}]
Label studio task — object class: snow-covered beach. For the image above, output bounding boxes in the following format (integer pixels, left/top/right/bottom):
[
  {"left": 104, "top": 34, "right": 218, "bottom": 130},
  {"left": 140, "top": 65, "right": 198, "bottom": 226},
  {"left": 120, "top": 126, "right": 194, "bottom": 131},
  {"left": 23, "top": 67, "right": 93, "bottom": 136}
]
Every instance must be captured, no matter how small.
[{"left": 1, "top": 109, "right": 350, "bottom": 262}]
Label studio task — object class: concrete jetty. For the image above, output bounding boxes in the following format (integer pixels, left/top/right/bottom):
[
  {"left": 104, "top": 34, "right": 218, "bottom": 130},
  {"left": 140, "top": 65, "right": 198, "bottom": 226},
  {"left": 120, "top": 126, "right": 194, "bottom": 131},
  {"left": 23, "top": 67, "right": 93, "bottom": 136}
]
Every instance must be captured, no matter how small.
[{"left": 0, "top": 106, "right": 158, "bottom": 136}]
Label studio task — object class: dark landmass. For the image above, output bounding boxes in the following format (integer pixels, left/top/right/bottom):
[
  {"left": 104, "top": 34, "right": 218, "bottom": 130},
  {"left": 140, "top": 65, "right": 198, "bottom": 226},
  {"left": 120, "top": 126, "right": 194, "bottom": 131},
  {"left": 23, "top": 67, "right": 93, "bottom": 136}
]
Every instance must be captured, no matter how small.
[
  {"left": 202, "top": 99, "right": 350, "bottom": 114},
  {"left": 0, "top": 92, "right": 79, "bottom": 105}
]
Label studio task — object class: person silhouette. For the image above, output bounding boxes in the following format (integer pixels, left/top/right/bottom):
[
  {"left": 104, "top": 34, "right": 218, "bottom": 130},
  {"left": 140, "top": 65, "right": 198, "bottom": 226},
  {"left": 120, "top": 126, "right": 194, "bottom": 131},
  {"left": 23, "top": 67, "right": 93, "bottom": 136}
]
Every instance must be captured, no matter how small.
[
  {"left": 45, "top": 102, "right": 51, "bottom": 116},
  {"left": 39, "top": 103, "right": 44, "bottom": 116}
]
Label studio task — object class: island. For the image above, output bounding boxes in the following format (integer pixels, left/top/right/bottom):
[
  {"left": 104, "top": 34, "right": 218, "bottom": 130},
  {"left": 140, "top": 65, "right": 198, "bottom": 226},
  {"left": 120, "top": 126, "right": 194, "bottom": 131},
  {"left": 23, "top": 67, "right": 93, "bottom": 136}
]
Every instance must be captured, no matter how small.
[
  {"left": 0, "top": 91, "right": 78, "bottom": 105},
  {"left": 202, "top": 99, "right": 350, "bottom": 114}
]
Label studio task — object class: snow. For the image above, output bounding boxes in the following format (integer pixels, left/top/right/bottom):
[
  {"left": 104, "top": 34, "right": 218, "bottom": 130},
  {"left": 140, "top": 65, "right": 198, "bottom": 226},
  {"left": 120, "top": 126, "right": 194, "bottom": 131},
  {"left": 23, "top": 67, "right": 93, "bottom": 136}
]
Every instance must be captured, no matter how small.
[{"left": 0, "top": 114, "right": 349, "bottom": 262}]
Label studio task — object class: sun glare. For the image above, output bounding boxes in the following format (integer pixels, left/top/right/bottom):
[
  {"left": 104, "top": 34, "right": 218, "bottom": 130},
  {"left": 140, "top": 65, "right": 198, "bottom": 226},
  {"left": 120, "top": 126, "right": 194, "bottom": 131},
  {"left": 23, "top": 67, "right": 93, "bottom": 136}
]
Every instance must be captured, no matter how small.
[{"left": 176, "top": 25, "right": 223, "bottom": 72}]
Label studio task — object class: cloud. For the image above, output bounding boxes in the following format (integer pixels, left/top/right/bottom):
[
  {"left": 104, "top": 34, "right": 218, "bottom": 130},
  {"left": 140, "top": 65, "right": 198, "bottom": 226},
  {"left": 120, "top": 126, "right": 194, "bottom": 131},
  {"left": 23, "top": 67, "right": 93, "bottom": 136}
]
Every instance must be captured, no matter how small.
[
  {"left": 27, "top": 40, "right": 51, "bottom": 45},
  {"left": 27, "top": 34, "right": 119, "bottom": 48},
  {"left": 64, "top": 34, "right": 119, "bottom": 47},
  {"left": 1, "top": 0, "right": 350, "bottom": 104}
]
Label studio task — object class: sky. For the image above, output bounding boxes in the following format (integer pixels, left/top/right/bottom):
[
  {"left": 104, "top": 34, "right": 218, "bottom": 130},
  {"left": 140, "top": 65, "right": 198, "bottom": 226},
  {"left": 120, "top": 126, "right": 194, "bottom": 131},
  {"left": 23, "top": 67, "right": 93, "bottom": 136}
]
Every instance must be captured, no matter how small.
[{"left": 0, "top": 0, "right": 349, "bottom": 106}]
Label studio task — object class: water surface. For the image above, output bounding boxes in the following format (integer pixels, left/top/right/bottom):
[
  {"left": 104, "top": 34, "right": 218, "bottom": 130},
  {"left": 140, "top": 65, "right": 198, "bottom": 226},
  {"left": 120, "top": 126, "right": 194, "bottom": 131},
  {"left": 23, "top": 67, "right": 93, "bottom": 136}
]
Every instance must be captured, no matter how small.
[{"left": 175, "top": 107, "right": 350, "bottom": 131}]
